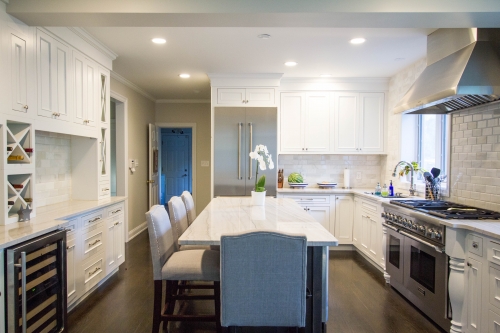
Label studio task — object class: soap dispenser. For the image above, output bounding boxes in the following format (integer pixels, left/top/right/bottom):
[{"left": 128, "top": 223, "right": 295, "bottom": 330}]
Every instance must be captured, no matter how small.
[
  {"left": 375, "top": 183, "right": 381, "bottom": 196},
  {"left": 389, "top": 180, "right": 394, "bottom": 197},
  {"left": 381, "top": 184, "right": 389, "bottom": 197}
]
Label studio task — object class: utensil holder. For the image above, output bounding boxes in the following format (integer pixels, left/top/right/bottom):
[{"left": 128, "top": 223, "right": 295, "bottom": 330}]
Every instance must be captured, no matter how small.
[{"left": 425, "top": 181, "right": 440, "bottom": 201}]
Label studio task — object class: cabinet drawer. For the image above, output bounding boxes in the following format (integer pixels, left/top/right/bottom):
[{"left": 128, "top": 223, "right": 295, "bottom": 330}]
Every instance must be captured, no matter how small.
[
  {"left": 490, "top": 265, "right": 500, "bottom": 310},
  {"left": 107, "top": 202, "right": 124, "bottom": 217},
  {"left": 360, "top": 200, "right": 378, "bottom": 214},
  {"left": 64, "top": 219, "right": 79, "bottom": 237},
  {"left": 468, "top": 235, "right": 484, "bottom": 257},
  {"left": 82, "top": 255, "right": 105, "bottom": 293},
  {"left": 488, "top": 241, "right": 500, "bottom": 265},
  {"left": 81, "top": 223, "right": 105, "bottom": 261},
  {"left": 81, "top": 209, "right": 104, "bottom": 227},
  {"left": 99, "top": 182, "right": 110, "bottom": 197},
  {"left": 488, "top": 309, "right": 500, "bottom": 333},
  {"left": 286, "top": 195, "right": 330, "bottom": 205}
]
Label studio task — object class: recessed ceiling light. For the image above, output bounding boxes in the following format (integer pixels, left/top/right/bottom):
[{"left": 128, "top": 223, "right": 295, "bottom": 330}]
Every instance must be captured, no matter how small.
[
  {"left": 350, "top": 38, "right": 366, "bottom": 44},
  {"left": 179, "top": 74, "right": 190, "bottom": 78},
  {"left": 284, "top": 61, "right": 298, "bottom": 67},
  {"left": 152, "top": 38, "right": 166, "bottom": 44},
  {"left": 320, "top": 74, "right": 332, "bottom": 78},
  {"left": 258, "top": 34, "right": 271, "bottom": 39}
]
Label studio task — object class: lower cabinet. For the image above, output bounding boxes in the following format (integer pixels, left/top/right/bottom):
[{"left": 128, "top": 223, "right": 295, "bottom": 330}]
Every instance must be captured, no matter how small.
[
  {"left": 65, "top": 201, "right": 125, "bottom": 308},
  {"left": 354, "top": 197, "right": 384, "bottom": 268},
  {"left": 334, "top": 195, "right": 353, "bottom": 244}
]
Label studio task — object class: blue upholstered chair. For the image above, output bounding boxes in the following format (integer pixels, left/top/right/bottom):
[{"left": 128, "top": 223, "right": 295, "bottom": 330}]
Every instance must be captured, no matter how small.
[
  {"left": 146, "top": 205, "right": 221, "bottom": 333},
  {"left": 220, "top": 231, "right": 307, "bottom": 331}
]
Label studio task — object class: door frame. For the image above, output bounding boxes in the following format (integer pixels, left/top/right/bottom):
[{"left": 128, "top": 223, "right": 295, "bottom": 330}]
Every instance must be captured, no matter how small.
[
  {"left": 156, "top": 122, "right": 197, "bottom": 210},
  {"left": 110, "top": 91, "right": 129, "bottom": 241}
]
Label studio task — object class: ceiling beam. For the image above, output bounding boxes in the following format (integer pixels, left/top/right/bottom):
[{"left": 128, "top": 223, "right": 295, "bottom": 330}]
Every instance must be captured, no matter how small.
[{"left": 6, "top": 0, "right": 500, "bottom": 28}]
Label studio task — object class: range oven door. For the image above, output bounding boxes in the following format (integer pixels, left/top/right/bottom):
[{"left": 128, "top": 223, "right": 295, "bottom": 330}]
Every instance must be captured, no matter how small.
[
  {"left": 384, "top": 224, "right": 404, "bottom": 287},
  {"left": 402, "top": 233, "right": 448, "bottom": 318}
]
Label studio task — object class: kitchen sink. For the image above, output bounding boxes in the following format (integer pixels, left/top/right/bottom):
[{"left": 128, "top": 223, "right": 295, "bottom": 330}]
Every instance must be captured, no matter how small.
[{"left": 363, "top": 192, "right": 408, "bottom": 199}]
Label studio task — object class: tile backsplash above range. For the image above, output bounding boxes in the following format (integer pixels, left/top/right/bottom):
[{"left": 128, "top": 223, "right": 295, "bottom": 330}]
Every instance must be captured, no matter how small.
[{"left": 278, "top": 154, "right": 382, "bottom": 188}]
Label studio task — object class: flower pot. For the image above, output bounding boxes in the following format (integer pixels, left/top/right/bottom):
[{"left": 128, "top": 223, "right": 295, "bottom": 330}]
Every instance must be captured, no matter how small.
[{"left": 251, "top": 190, "right": 266, "bottom": 206}]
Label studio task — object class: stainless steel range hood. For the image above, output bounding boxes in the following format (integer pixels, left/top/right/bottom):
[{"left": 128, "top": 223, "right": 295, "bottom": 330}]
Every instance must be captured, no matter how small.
[{"left": 394, "top": 28, "right": 500, "bottom": 115}]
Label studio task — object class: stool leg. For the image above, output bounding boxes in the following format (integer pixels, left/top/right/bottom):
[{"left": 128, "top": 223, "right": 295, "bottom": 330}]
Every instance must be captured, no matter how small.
[
  {"left": 152, "top": 280, "right": 163, "bottom": 333},
  {"left": 214, "top": 281, "right": 221, "bottom": 333}
]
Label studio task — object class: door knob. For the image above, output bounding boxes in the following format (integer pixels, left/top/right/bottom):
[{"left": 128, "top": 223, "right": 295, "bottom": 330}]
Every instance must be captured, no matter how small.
[
  {"left": 182, "top": 174, "right": 187, "bottom": 177},
  {"left": 147, "top": 180, "right": 155, "bottom": 184}
]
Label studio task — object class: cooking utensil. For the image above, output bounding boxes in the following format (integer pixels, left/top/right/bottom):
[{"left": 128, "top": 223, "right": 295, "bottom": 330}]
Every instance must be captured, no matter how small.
[
  {"left": 424, "top": 172, "right": 433, "bottom": 183},
  {"left": 431, "top": 168, "right": 441, "bottom": 179}
]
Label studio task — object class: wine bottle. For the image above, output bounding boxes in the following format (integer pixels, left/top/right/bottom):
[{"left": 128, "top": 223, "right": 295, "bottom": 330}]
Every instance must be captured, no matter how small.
[
  {"left": 10, "top": 183, "right": 23, "bottom": 189},
  {"left": 24, "top": 148, "right": 34, "bottom": 153},
  {"left": 8, "top": 200, "right": 14, "bottom": 205},
  {"left": 7, "top": 147, "right": 13, "bottom": 151},
  {"left": 7, "top": 155, "right": 24, "bottom": 161},
  {"left": 24, "top": 198, "right": 33, "bottom": 203}
]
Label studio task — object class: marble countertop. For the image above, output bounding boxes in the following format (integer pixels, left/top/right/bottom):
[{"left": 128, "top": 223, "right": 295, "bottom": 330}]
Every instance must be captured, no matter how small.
[
  {"left": 0, "top": 197, "right": 127, "bottom": 249},
  {"left": 178, "top": 197, "right": 339, "bottom": 247},
  {"left": 277, "top": 187, "right": 420, "bottom": 203}
]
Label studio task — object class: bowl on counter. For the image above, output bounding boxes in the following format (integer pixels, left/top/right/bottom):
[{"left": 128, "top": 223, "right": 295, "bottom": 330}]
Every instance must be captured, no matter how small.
[{"left": 288, "top": 183, "right": 308, "bottom": 188}]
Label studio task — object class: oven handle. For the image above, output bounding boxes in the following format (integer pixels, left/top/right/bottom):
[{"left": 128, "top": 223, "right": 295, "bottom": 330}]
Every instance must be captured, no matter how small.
[
  {"left": 382, "top": 222, "right": 399, "bottom": 232},
  {"left": 399, "top": 230, "right": 445, "bottom": 253}
]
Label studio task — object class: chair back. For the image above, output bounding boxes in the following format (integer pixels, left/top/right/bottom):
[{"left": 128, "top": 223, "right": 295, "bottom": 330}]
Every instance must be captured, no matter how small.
[
  {"left": 181, "top": 191, "right": 197, "bottom": 225},
  {"left": 168, "top": 196, "right": 190, "bottom": 240},
  {"left": 220, "top": 231, "right": 307, "bottom": 327},
  {"left": 145, "top": 205, "right": 177, "bottom": 281}
]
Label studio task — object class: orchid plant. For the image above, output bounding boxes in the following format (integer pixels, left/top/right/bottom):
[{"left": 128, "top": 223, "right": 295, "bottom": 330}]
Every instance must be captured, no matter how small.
[{"left": 249, "top": 144, "right": 274, "bottom": 192}]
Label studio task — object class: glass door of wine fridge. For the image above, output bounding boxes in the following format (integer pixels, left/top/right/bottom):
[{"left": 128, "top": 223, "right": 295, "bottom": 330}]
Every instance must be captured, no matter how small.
[{"left": 5, "top": 229, "right": 67, "bottom": 333}]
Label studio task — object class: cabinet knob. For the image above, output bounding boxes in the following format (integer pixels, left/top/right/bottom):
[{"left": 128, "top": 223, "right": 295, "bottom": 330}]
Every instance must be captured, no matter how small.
[
  {"left": 302, "top": 148, "right": 304, "bottom": 150},
  {"left": 23, "top": 105, "right": 28, "bottom": 110},
  {"left": 305, "top": 148, "right": 308, "bottom": 151}
]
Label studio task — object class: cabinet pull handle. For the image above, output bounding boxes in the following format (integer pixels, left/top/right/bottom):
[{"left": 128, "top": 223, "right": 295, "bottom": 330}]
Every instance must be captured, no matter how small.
[
  {"left": 67, "top": 244, "right": 75, "bottom": 250},
  {"left": 102, "top": 188, "right": 109, "bottom": 191},
  {"left": 89, "top": 239, "right": 101, "bottom": 247},
  {"left": 88, "top": 217, "right": 101, "bottom": 223},
  {"left": 112, "top": 209, "right": 122, "bottom": 214},
  {"left": 248, "top": 122, "right": 253, "bottom": 180},
  {"left": 472, "top": 242, "right": 479, "bottom": 249},
  {"left": 238, "top": 122, "right": 242, "bottom": 180},
  {"left": 15, "top": 252, "right": 27, "bottom": 333},
  {"left": 114, "top": 221, "right": 120, "bottom": 226},
  {"left": 467, "top": 262, "right": 472, "bottom": 267},
  {"left": 89, "top": 267, "right": 101, "bottom": 277}
]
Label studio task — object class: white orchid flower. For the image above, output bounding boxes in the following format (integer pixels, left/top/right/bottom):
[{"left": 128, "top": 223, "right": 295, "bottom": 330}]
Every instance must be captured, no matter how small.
[
  {"left": 259, "top": 161, "right": 266, "bottom": 170},
  {"left": 249, "top": 151, "right": 258, "bottom": 159},
  {"left": 269, "top": 160, "right": 274, "bottom": 170}
]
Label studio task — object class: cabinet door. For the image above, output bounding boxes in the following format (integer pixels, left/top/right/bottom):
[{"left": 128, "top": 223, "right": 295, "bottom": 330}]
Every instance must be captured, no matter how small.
[
  {"left": 85, "top": 60, "right": 97, "bottom": 126},
  {"left": 360, "top": 214, "right": 370, "bottom": 253},
  {"left": 10, "top": 33, "right": 28, "bottom": 113},
  {"left": 100, "top": 128, "right": 110, "bottom": 181},
  {"left": 334, "top": 195, "right": 353, "bottom": 244},
  {"left": 73, "top": 51, "right": 97, "bottom": 126},
  {"left": 368, "top": 214, "right": 379, "bottom": 260},
  {"left": 217, "top": 88, "right": 246, "bottom": 105},
  {"left": 66, "top": 237, "right": 78, "bottom": 305},
  {"left": 280, "top": 93, "right": 304, "bottom": 152},
  {"left": 107, "top": 216, "right": 125, "bottom": 273},
  {"left": 306, "top": 206, "right": 331, "bottom": 232},
  {"left": 246, "top": 88, "right": 275, "bottom": 106},
  {"left": 359, "top": 93, "right": 384, "bottom": 152},
  {"left": 335, "top": 93, "right": 358, "bottom": 152},
  {"left": 37, "top": 30, "right": 70, "bottom": 121},
  {"left": 466, "top": 257, "right": 482, "bottom": 333},
  {"left": 352, "top": 199, "right": 361, "bottom": 247},
  {"left": 98, "top": 67, "right": 110, "bottom": 124},
  {"left": 304, "top": 92, "right": 330, "bottom": 152}
]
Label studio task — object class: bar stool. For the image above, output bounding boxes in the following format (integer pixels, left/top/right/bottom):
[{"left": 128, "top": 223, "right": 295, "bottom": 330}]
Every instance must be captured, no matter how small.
[
  {"left": 181, "top": 191, "right": 196, "bottom": 225},
  {"left": 146, "top": 205, "right": 221, "bottom": 333}
]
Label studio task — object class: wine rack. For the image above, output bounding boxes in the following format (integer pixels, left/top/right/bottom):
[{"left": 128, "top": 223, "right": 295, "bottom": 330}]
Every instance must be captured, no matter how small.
[
  {"left": 6, "top": 173, "right": 33, "bottom": 223},
  {"left": 6, "top": 120, "right": 33, "bottom": 166}
]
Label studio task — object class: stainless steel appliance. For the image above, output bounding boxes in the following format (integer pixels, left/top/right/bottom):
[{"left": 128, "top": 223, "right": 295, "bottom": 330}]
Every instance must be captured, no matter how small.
[
  {"left": 214, "top": 107, "right": 277, "bottom": 197},
  {"left": 5, "top": 229, "right": 67, "bottom": 333}
]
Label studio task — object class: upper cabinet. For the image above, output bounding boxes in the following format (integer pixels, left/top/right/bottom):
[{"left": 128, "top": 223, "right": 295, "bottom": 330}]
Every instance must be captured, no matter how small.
[
  {"left": 73, "top": 50, "right": 97, "bottom": 127},
  {"left": 36, "top": 29, "right": 71, "bottom": 122},
  {"left": 216, "top": 88, "right": 275, "bottom": 106},
  {"left": 10, "top": 33, "right": 28, "bottom": 114},
  {"left": 280, "top": 92, "right": 330, "bottom": 153},
  {"left": 98, "top": 67, "right": 110, "bottom": 124},
  {"left": 334, "top": 92, "right": 385, "bottom": 153}
]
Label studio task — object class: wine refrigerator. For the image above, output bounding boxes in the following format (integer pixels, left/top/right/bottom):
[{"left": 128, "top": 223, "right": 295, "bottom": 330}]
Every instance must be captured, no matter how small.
[{"left": 5, "top": 229, "right": 67, "bottom": 333}]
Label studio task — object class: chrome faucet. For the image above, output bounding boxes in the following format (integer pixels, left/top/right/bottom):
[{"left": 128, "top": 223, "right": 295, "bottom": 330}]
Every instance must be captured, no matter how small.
[{"left": 392, "top": 161, "right": 416, "bottom": 196}]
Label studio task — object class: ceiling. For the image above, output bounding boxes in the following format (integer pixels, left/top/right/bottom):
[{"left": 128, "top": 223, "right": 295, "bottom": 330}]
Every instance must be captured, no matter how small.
[{"left": 85, "top": 27, "right": 434, "bottom": 100}]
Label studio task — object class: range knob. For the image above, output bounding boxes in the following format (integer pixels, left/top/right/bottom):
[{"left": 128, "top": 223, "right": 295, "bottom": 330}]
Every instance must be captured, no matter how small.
[
  {"left": 435, "top": 231, "right": 442, "bottom": 240},
  {"left": 427, "top": 228, "right": 436, "bottom": 238},
  {"left": 418, "top": 225, "right": 426, "bottom": 233},
  {"left": 381, "top": 212, "right": 386, "bottom": 218},
  {"left": 412, "top": 223, "right": 418, "bottom": 231}
]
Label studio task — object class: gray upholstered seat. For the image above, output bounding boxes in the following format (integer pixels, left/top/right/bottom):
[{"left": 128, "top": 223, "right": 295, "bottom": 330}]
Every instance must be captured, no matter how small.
[
  {"left": 220, "top": 231, "right": 307, "bottom": 329},
  {"left": 181, "top": 191, "right": 196, "bottom": 225},
  {"left": 168, "top": 196, "right": 213, "bottom": 251},
  {"left": 146, "top": 205, "right": 221, "bottom": 333}
]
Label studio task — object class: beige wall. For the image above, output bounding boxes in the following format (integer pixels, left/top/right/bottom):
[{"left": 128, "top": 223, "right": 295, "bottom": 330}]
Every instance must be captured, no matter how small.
[
  {"left": 155, "top": 102, "right": 212, "bottom": 211},
  {"left": 111, "top": 77, "right": 156, "bottom": 233}
]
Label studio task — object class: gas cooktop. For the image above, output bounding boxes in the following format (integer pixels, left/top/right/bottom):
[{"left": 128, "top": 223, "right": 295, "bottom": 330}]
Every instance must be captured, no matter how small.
[{"left": 389, "top": 200, "right": 500, "bottom": 220}]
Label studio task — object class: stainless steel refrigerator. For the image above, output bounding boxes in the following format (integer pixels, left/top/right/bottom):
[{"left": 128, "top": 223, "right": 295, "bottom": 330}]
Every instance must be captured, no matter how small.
[{"left": 214, "top": 107, "right": 277, "bottom": 197}]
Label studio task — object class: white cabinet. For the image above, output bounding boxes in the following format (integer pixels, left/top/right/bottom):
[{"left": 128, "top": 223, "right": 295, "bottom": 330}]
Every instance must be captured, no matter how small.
[
  {"left": 73, "top": 50, "right": 97, "bottom": 126},
  {"left": 306, "top": 206, "right": 331, "bottom": 233},
  {"left": 354, "top": 197, "right": 384, "bottom": 268},
  {"left": 352, "top": 198, "right": 362, "bottom": 247},
  {"left": 334, "top": 92, "right": 384, "bottom": 153},
  {"left": 98, "top": 67, "right": 110, "bottom": 124},
  {"left": 36, "top": 29, "right": 70, "bottom": 121},
  {"left": 277, "top": 194, "right": 332, "bottom": 232},
  {"left": 280, "top": 92, "right": 330, "bottom": 153},
  {"left": 466, "top": 257, "right": 482, "bottom": 333},
  {"left": 106, "top": 203, "right": 125, "bottom": 274},
  {"left": 333, "top": 195, "right": 353, "bottom": 244},
  {"left": 10, "top": 32, "right": 29, "bottom": 114},
  {"left": 66, "top": 236, "right": 77, "bottom": 305},
  {"left": 216, "top": 88, "right": 275, "bottom": 106}
]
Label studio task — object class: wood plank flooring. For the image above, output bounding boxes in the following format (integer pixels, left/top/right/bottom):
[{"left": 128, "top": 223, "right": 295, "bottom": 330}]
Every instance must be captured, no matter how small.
[{"left": 68, "top": 231, "right": 446, "bottom": 333}]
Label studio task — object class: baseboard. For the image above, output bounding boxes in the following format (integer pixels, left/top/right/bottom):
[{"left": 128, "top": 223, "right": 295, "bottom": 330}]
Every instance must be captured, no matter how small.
[
  {"left": 128, "top": 221, "right": 147, "bottom": 241},
  {"left": 329, "top": 244, "right": 355, "bottom": 251}
]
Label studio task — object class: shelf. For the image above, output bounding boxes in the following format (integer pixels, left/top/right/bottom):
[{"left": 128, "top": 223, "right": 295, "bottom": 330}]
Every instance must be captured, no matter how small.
[
  {"left": 6, "top": 120, "right": 32, "bottom": 165},
  {"left": 7, "top": 173, "right": 33, "bottom": 221}
]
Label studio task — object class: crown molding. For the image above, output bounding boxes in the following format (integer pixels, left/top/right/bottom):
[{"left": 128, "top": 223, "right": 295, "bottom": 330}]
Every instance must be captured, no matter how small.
[
  {"left": 208, "top": 73, "right": 283, "bottom": 87},
  {"left": 68, "top": 27, "right": 118, "bottom": 61},
  {"left": 156, "top": 99, "right": 211, "bottom": 104},
  {"left": 280, "top": 77, "right": 390, "bottom": 84},
  {"left": 111, "top": 71, "right": 156, "bottom": 102}
]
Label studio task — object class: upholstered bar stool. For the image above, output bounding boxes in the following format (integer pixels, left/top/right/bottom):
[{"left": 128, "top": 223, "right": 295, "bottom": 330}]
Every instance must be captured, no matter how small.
[
  {"left": 146, "top": 205, "right": 221, "bottom": 333},
  {"left": 220, "top": 231, "right": 307, "bottom": 332},
  {"left": 181, "top": 191, "right": 196, "bottom": 225}
]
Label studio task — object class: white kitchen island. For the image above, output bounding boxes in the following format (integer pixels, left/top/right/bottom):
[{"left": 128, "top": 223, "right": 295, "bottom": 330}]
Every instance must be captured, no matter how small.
[{"left": 178, "top": 196, "right": 338, "bottom": 333}]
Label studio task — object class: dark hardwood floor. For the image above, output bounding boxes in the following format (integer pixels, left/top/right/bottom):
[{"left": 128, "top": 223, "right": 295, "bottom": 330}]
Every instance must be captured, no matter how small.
[{"left": 68, "top": 231, "right": 445, "bottom": 333}]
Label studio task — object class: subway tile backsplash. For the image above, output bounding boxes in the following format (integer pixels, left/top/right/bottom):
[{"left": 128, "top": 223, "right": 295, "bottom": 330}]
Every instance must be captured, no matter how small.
[
  {"left": 278, "top": 154, "right": 382, "bottom": 188},
  {"left": 449, "top": 101, "right": 500, "bottom": 211},
  {"left": 35, "top": 131, "right": 72, "bottom": 208}
]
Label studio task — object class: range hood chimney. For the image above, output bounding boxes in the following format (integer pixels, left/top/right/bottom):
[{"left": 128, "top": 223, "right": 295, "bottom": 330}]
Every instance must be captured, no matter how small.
[{"left": 394, "top": 28, "right": 500, "bottom": 115}]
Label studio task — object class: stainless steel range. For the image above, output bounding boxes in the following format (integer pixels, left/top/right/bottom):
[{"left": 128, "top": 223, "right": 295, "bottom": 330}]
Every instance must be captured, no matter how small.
[{"left": 382, "top": 199, "right": 500, "bottom": 332}]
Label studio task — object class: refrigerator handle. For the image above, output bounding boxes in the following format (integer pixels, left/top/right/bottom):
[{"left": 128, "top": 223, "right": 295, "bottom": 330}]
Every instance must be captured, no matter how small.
[
  {"left": 248, "top": 122, "right": 253, "bottom": 180},
  {"left": 14, "top": 252, "right": 27, "bottom": 333},
  {"left": 238, "top": 123, "right": 242, "bottom": 180}
]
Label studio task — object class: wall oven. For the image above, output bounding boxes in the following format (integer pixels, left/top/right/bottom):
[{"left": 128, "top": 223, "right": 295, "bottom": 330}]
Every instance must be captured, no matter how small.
[
  {"left": 383, "top": 207, "right": 451, "bottom": 332},
  {"left": 4, "top": 229, "right": 67, "bottom": 333}
]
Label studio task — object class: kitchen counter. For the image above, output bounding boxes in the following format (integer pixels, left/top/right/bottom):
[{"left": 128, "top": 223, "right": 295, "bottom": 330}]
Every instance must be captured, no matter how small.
[
  {"left": 0, "top": 197, "right": 127, "bottom": 249},
  {"left": 277, "top": 187, "right": 420, "bottom": 203}
]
